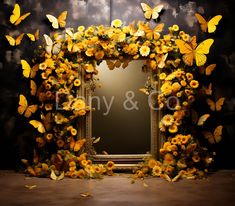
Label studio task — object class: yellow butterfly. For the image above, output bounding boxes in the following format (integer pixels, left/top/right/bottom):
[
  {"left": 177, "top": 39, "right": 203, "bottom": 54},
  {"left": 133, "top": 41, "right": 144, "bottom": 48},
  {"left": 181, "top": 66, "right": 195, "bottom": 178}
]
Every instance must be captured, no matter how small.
[
  {"left": 106, "top": 60, "right": 122, "bottom": 70},
  {"left": 139, "top": 23, "right": 164, "bottom": 40},
  {"left": 27, "top": 29, "right": 39, "bottom": 41},
  {"left": 50, "top": 170, "right": 64, "bottom": 180},
  {"left": 141, "top": 3, "right": 164, "bottom": 20},
  {"left": 195, "top": 13, "right": 222, "bottom": 33},
  {"left": 206, "top": 97, "right": 225, "bottom": 111},
  {"left": 21, "top": 59, "right": 32, "bottom": 78},
  {"left": 203, "top": 125, "right": 223, "bottom": 144},
  {"left": 5, "top": 33, "right": 24, "bottom": 46},
  {"left": 205, "top": 64, "right": 216, "bottom": 75},
  {"left": 30, "top": 64, "right": 39, "bottom": 79},
  {"left": 46, "top": 11, "right": 67, "bottom": 29},
  {"left": 30, "top": 80, "right": 37, "bottom": 96},
  {"left": 70, "top": 138, "right": 86, "bottom": 152},
  {"left": 18, "top": 94, "right": 38, "bottom": 118},
  {"left": 175, "top": 37, "right": 214, "bottom": 66},
  {"left": 197, "top": 114, "right": 210, "bottom": 126},
  {"left": 43, "top": 34, "right": 61, "bottom": 55},
  {"left": 29, "top": 120, "right": 46, "bottom": 133},
  {"left": 10, "top": 3, "right": 31, "bottom": 26},
  {"left": 41, "top": 112, "right": 52, "bottom": 131}
]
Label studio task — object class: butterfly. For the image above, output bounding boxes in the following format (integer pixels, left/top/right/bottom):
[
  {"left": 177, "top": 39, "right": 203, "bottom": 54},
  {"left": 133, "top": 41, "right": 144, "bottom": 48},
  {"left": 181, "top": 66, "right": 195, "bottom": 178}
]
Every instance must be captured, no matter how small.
[
  {"left": 206, "top": 97, "right": 225, "bottom": 111},
  {"left": 5, "top": 33, "right": 24, "bottom": 46},
  {"left": 140, "top": 3, "right": 164, "bottom": 20},
  {"left": 41, "top": 112, "right": 52, "bottom": 131},
  {"left": 21, "top": 59, "right": 32, "bottom": 78},
  {"left": 27, "top": 29, "right": 39, "bottom": 41},
  {"left": 140, "top": 23, "right": 164, "bottom": 40},
  {"left": 30, "top": 80, "right": 37, "bottom": 96},
  {"left": 46, "top": 11, "right": 67, "bottom": 29},
  {"left": 106, "top": 60, "right": 122, "bottom": 70},
  {"left": 18, "top": 94, "right": 38, "bottom": 118},
  {"left": 157, "top": 53, "right": 168, "bottom": 69},
  {"left": 29, "top": 120, "right": 46, "bottom": 133},
  {"left": 195, "top": 13, "right": 222, "bottom": 33},
  {"left": 50, "top": 170, "right": 64, "bottom": 180},
  {"left": 30, "top": 64, "right": 39, "bottom": 78},
  {"left": 70, "top": 138, "right": 86, "bottom": 152},
  {"left": 203, "top": 83, "right": 213, "bottom": 96},
  {"left": 197, "top": 114, "right": 210, "bottom": 126},
  {"left": 10, "top": 3, "right": 31, "bottom": 26},
  {"left": 43, "top": 34, "right": 61, "bottom": 55},
  {"left": 202, "top": 125, "right": 223, "bottom": 144},
  {"left": 200, "top": 64, "right": 216, "bottom": 75},
  {"left": 175, "top": 37, "right": 214, "bottom": 66}
]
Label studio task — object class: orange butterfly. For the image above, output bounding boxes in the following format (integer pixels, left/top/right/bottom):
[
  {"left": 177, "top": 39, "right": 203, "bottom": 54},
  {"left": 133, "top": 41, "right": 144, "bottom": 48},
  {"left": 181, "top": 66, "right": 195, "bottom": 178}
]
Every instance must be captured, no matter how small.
[
  {"left": 30, "top": 80, "right": 37, "bottom": 96},
  {"left": 197, "top": 114, "right": 210, "bottom": 126},
  {"left": 206, "top": 98, "right": 225, "bottom": 111},
  {"left": 41, "top": 112, "right": 52, "bottom": 131},
  {"left": 139, "top": 23, "right": 164, "bottom": 40},
  {"left": 10, "top": 3, "right": 31, "bottom": 26},
  {"left": 18, "top": 94, "right": 38, "bottom": 118},
  {"left": 29, "top": 120, "right": 46, "bottom": 133},
  {"left": 70, "top": 138, "right": 86, "bottom": 152},
  {"left": 175, "top": 36, "right": 214, "bottom": 66},
  {"left": 203, "top": 125, "right": 223, "bottom": 144},
  {"left": 202, "top": 83, "right": 213, "bottom": 96}
]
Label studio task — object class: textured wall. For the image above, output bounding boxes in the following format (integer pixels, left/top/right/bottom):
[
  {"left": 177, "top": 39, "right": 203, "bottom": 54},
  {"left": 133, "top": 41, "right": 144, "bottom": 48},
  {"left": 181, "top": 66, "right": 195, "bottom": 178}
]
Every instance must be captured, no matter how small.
[{"left": 0, "top": 0, "right": 234, "bottom": 169}]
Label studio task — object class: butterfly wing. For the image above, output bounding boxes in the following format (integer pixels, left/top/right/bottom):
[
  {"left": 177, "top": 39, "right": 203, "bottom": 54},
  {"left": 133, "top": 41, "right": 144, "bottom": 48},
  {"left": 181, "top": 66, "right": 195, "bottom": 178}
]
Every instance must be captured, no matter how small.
[
  {"left": 57, "top": 11, "right": 67, "bottom": 28},
  {"left": 15, "top": 12, "right": 31, "bottom": 26},
  {"left": 195, "top": 39, "right": 214, "bottom": 66},
  {"left": 43, "top": 34, "right": 53, "bottom": 54},
  {"left": 30, "top": 64, "right": 39, "bottom": 78},
  {"left": 24, "top": 105, "right": 38, "bottom": 118},
  {"left": 141, "top": 3, "right": 152, "bottom": 19},
  {"left": 202, "top": 131, "right": 214, "bottom": 144},
  {"left": 197, "top": 114, "right": 210, "bottom": 126},
  {"left": 205, "top": 64, "right": 216, "bottom": 75},
  {"left": 5, "top": 35, "right": 16, "bottom": 46},
  {"left": 213, "top": 125, "right": 223, "bottom": 143},
  {"left": 15, "top": 33, "right": 25, "bottom": 46},
  {"left": 30, "top": 80, "right": 37, "bottom": 96},
  {"left": 153, "top": 23, "right": 164, "bottom": 40},
  {"left": 27, "top": 33, "right": 35, "bottom": 41},
  {"left": 18, "top": 94, "right": 27, "bottom": 115},
  {"left": 195, "top": 13, "right": 208, "bottom": 32},
  {"left": 50, "top": 170, "right": 58, "bottom": 180},
  {"left": 21, "top": 59, "right": 31, "bottom": 78},
  {"left": 29, "top": 120, "right": 46, "bottom": 133},
  {"left": 204, "top": 83, "right": 213, "bottom": 95},
  {"left": 41, "top": 112, "right": 52, "bottom": 131},
  {"left": 46, "top": 14, "right": 59, "bottom": 29},
  {"left": 215, "top": 97, "right": 225, "bottom": 111},
  {"left": 52, "top": 43, "right": 62, "bottom": 55},
  {"left": 10, "top": 4, "right": 20, "bottom": 24},
  {"left": 74, "top": 139, "right": 86, "bottom": 152},
  {"left": 152, "top": 4, "right": 164, "bottom": 20},
  {"left": 208, "top": 15, "right": 222, "bottom": 33},
  {"left": 206, "top": 98, "right": 216, "bottom": 111},
  {"left": 106, "top": 60, "right": 115, "bottom": 70},
  {"left": 57, "top": 171, "right": 64, "bottom": 180}
]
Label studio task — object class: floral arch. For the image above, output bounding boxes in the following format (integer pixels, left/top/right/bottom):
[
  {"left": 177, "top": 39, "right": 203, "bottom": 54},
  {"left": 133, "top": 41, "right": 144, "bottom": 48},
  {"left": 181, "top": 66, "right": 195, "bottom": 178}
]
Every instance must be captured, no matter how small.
[{"left": 17, "top": 11, "right": 223, "bottom": 181}]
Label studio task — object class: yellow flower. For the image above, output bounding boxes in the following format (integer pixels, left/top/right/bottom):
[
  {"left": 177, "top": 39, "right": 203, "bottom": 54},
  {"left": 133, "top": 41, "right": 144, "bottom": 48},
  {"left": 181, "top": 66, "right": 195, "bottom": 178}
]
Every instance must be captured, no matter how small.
[
  {"left": 77, "top": 26, "right": 85, "bottom": 33},
  {"left": 186, "top": 73, "right": 194, "bottom": 80},
  {"left": 172, "top": 24, "right": 179, "bottom": 31},
  {"left": 179, "top": 31, "right": 185, "bottom": 36},
  {"left": 172, "top": 82, "right": 181, "bottom": 92},
  {"left": 177, "top": 159, "right": 187, "bottom": 169},
  {"left": 118, "top": 33, "right": 126, "bottom": 42},
  {"left": 161, "top": 114, "right": 174, "bottom": 126},
  {"left": 159, "top": 121, "right": 166, "bottom": 132},
  {"left": 190, "top": 80, "right": 199, "bottom": 88},
  {"left": 81, "top": 160, "right": 88, "bottom": 167},
  {"left": 45, "top": 103, "right": 52, "bottom": 111},
  {"left": 85, "top": 48, "right": 95, "bottom": 57},
  {"left": 159, "top": 72, "right": 166, "bottom": 80},
  {"left": 192, "top": 154, "right": 201, "bottom": 163},
  {"left": 148, "top": 159, "right": 157, "bottom": 168},
  {"left": 182, "top": 34, "right": 190, "bottom": 41},
  {"left": 139, "top": 45, "right": 150, "bottom": 56},
  {"left": 77, "top": 169, "right": 86, "bottom": 178},
  {"left": 106, "top": 161, "right": 115, "bottom": 170},
  {"left": 57, "top": 139, "right": 65, "bottom": 148},
  {"left": 161, "top": 82, "right": 172, "bottom": 95},
  {"left": 111, "top": 19, "right": 123, "bottom": 28},
  {"left": 71, "top": 128, "right": 77, "bottom": 136},
  {"left": 46, "top": 133, "right": 53, "bottom": 141},
  {"left": 181, "top": 135, "right": 190, "bottom": 144},
  {"left": 165, "top": 165, "right": 174, "bottom": 174},
  {"left": 169, "top": 124, "right": 178, "bottom": 133},
  {"left": 95, "top": 50, "right": 105, "bottom": 60},
  {"left": 39, "top": 62, "right": 47, "bottom": 70},
  {"left": 84, "top": 64, "right": 94, "bottom": 73},
  {"left": 163, "top": 153, "right": 175, "bottom": 165},
  {"left": 73, "top": 79, "right": 81, "bottom": 87},
  {"left": 124, "top": 43, "right": 138, "bottom": 55},
  {"left": 150, "top": 60, "right": 157, "bottom": 70},
  {"left": 180, "top": 80, "right": 187, "bottom": 87},
  {"left": 152, "top": 165, "right": 162, "bottom": 176}
]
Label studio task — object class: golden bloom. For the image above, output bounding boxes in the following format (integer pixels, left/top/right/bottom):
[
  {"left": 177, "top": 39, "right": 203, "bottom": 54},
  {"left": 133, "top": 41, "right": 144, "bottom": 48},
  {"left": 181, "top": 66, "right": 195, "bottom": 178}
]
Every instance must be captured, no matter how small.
[
  {"left": 171, "top": 82, "right": 181, "bottom": 92},
  {"left": 159, "top": 73, "right": 166, "bottom": 80},
  {"left": 69, "top": 161, "right": 76, "bottom": 167},
  {"left": 45, "top": 103, "right": 52, "bottom": 111},
  {"left": 39, "top": 62, "right": 47, "bottom": 70},
  {"left": 177, "top": 159, "right": 187, "bottom": 169},
  {"left": 152, "top": 165, "right": 162, "bottom": 176},
  {"left": 118, "top": 33, "right": 126, "bottom": 42},
  {"left": 106, "top": 161, "right": 115, "bottom": 170},
  {"left": 192, "top": 154, "right": 201, "bottom": 163},
  {"left": 111, "top": 19, "right": 123, "bottom": 28},
  {"left": 77, "top": 26, "right": 85, "bottom": 33},
  {"left": 139, "top": 45, "right": 150, "bottom": 56},
  {"left": 124, "top": 43, "right": 138, "bottom": 55},
  {"left": 57, "top": 139, "right": 65, "bottom": 148},
  {"left": 168, "top": 124, "right": 178, "bottom": 133},
  {"left": 71, "top": 128, "right": 77, "bottom": 136},
  {"left": 186, "top": 73, "right": 194, "bottom": 80},
  {"left": 81, "top": 160, "right": 87, "bottom": 167},
  {"left": 161, "top": 114, "right": 174, "bottom": 126},
  {"left": 163, "top": 153, "right": 175, "bottom": 165},
  {"left": 36, "top": 137, "right": 45, "bottom": 147},
  {"left": 159, "top": 121, "right": 166, "bottom": 132},
  {"left": 172, "top": 24, "right": 179, "bottom": 31},
  {"left": 148, "top": 159, "right": 157, "bottom": 169},
  {"left": 179, "top": 31, "right": 185, "bottom": 36},
  {"left": 95, "top": 50, "right": 105, "bottom": 60},
  {"left": 181, "top": 135, "right": 190, "bottom": 144},
  {"left": 150, "top": 60, "right": 157, "bottom": 70},
  {"left": 182, "top": 34, "right": 190, "bottom": 41},
  {"left": 77, "top": 169, "right": 86, "bottom": 178},
  {"left": 73, "top": 79, "right": 81, "bottom": 87},
  {"left": 84, "top": 64, "right": 94, "bottom": 73},
  {"left": 72, "top": 99, "right": 86, "bottom": 110},
  {"left": 165, "top": 165, "right": 174, "bottom": 174},
  {"left": 161, "top": 82, "right": 172, "bottom": 95},
  {"left": 46, "top": 133, "right": 53, "bottom": 141},
  {"left": 180, "top": 80, "right": 187, "bottom": 87},
  {"left": 171, "top": 137, "right": 178, "bottom": 145},
  {"left": 85, "top": 48, "right": 95, "bottom": 57},
  {"left": 190, "top": 80, "right": 199, "bottom": 88}
]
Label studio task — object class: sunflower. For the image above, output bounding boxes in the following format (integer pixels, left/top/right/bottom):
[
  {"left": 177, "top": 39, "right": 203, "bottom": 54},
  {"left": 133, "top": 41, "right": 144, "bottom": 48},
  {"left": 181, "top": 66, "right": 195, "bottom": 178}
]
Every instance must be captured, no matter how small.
[
  {"left": 165, "top": 165, "right": 174, "bottom": 174},
  {"left": 172, "top": 82, "right": 181, "bottom": 92},
  {"left": 106, "top": 161, "right": 115, "bottom": 170},
  {"left": 177, "top": 159, "right": 187, "bottom": 169},
  {"left": 57, "top": 139, "right": 65, "bottom": 148},
  {"left": 182, "top": 34, "right": 190, "bottom": 41},
  {"left": 148, "top": 159, "right": 157, "bottom": 168},
  {"left": 172, "top": 24, "right": 179, "bottom": 31},
  {"left": 74, "top": 79, "right": 81, "bottom": 87},
  {"left": 159, "top": 72, "right": 167, "bottom": 80},
  {"left": 163, "top": 153, "right": 175, "bottom": 165},
  {"left": 111, "top": 19, "right": 123, "bottom": 28},
  {"left": 192, "top": 154, "right": 201, "bottom": 163},
  {"left": 168, "top": 124, "right": 178, "bottom": 133},
  {"left": 39, "top": 62, "right": 47, "bottom": 70},
  {"left": 186, "top": 73, "right": 194, "bottom": 80},
  {"left": 139, "top": 45, "right": 150, "bottom": 56},
  {"left": 152, "top": 165, "right": 162, "bottom": 176},
  {"left": 95, "top": 50, "right": 105, "bottom": 60},
  {"left": 161, "top": 114, "right": 174, "bottom": 126},
  {"left": 81, "top": 160, "right": 88, "bottom": 167},
  {"left": 46, "top": 133, "right": 53, "bottom": 141},
  {"left": 71, "top": 128, "right": 77, "bottom": 136}
]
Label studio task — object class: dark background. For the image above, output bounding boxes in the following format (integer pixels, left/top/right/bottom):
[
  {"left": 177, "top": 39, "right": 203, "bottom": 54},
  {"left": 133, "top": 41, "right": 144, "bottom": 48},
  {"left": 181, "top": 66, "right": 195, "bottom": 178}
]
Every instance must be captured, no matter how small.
[{"left": 0, "top": 0, "right": 234, "bottom": 169}]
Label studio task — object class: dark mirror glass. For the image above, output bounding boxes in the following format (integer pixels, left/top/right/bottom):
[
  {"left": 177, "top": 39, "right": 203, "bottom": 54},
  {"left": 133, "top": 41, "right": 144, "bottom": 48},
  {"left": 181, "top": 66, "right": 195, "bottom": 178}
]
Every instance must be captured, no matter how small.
[{"left": 92, "top": 61, "right": 150, "bottom": 154}]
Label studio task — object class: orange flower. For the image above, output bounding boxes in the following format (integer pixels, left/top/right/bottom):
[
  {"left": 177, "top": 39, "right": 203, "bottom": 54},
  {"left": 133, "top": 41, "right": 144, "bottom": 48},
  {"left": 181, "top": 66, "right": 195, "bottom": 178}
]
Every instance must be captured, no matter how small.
[
  {"left": 106, "top": 161, "right": 115, "bottom": 170},
  {"left": 163, "top": 153, "right": 175, "bottom": 165},
  {"left": 190, "top": 80, "right": 199, "bottom": 88},
  {"left": 57, "top": 139, "right": 65, "bottom": 148}
]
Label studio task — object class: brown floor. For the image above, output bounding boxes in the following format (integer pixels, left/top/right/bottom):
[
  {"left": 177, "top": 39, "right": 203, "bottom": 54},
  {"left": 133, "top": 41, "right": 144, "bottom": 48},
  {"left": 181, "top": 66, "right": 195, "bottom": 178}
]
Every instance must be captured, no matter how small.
[{"left": 0, "top": 170, "right": 235, "bottom": 206}]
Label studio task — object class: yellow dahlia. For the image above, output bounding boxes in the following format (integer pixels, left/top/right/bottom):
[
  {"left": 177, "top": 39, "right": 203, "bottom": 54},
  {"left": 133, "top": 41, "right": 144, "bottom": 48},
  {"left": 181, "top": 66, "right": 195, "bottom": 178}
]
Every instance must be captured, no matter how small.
[
  {"left": 139, "top": 45, "right": 150, "bottom": 56},
  {"left": 161, "top": 114, "right": 174, "bottom": 126}
]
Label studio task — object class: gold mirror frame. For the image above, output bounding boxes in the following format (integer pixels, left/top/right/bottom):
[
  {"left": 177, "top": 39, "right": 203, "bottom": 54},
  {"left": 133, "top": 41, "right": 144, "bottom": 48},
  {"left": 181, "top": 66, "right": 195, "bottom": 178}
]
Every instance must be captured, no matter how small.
[{"left": 79, "top": 62, "right": 163, "bottom": 169}]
